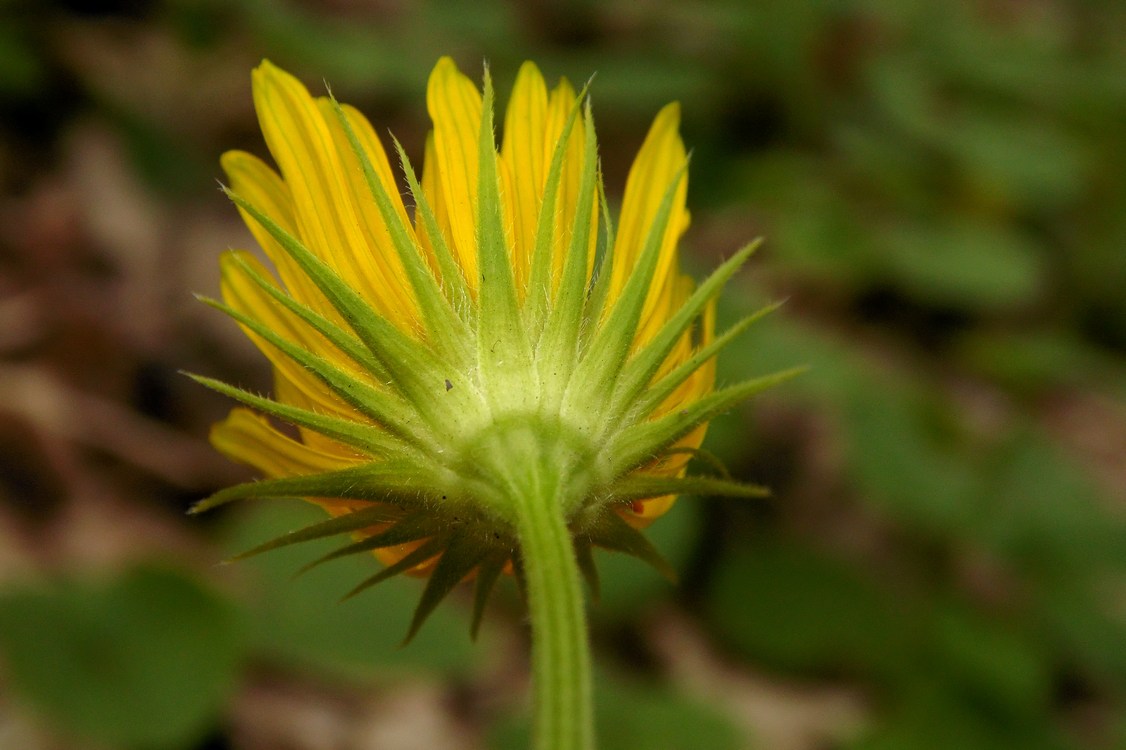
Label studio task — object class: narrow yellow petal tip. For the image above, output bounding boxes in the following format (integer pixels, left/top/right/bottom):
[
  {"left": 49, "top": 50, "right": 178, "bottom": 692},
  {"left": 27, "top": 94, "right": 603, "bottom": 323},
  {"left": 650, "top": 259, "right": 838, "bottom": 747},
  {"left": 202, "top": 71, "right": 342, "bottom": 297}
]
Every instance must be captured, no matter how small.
[
  {"left": 427, "top": 56, "right": 463, "bottom": 90},
  {"left": 516, "top": 59, "right": 545, "bottom": 85},
  {"left": 651, "top": 101, "right": 683, "bottom": 137},
  {"left": 251, "top": 58, "right": 276, "bottom": 84},
  {"left": 218, "top": 150, "right": 244, "bottom": 173}
]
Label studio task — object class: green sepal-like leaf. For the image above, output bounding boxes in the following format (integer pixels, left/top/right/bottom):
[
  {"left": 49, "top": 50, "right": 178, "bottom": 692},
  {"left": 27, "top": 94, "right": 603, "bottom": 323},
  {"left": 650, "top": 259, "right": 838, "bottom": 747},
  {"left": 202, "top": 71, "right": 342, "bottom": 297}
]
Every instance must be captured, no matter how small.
[
  {"left": 198, "top": 295, "right": 433, "bottom": 453},
  {"left": 563, "top": 164, "right": 688, "bottom": 418},
  {"left": 659, "top": 446, "right": 733, "bottom": 480},
  {"left": 404, "top": 531, "right": 494, "bottom": 644},
  {"left": 609, "top": 241, "right": 760, "bottom": 420},
  {"left": 329, "top": 97, "right": 471, "bottom": 365},
  {"left": 226, "top": 503, "right": 405, "bottom": 561},
  {"left": 341, "top": 534, "right": 449, "bottom": 601},
  {"left": 186, "top": 373, "right": 405, "bottom": 459},
  {"left": 610, "top": 367, "right": 807, "bottom": 476},
  {"left": 296, "top": 511, "right": 442, "bottom": 576},
  {"left": 581, "top": 176, "right": 617, "bottom": 329},
  {"left": 224, "top": 251, "right": 389, "bottom": 382},
  {"left": 526, "top": 78, "right": 591, "bottom": 332},
  {"left": 583, "top": 510, "right": 677, "bottom": 583},
  {"left": 633, "top": 303, "right": 782, "bottom": 421},
  {"left": 538, "top": 103, "right": 599, "bottom": 400},
  {"left": 605, "top": 475, "right": 770, "bottom": 502},
  {"left": 476, "top": 68, "right": 533, "bottom": 410},
  {"left": 574, "top": 538, "right": 601, "bottom": 603},
  {"left": 223, "top": 189, "right": 481, "bottom": 442},
  {"left": 393, "top": 135, "right": 472, "bottom": 319},
  {"left": 190, "top": 460, "right": 435, "bottom": 514},
  {"left": 470, "top": 551, "right": 509, "bottom": 640}
]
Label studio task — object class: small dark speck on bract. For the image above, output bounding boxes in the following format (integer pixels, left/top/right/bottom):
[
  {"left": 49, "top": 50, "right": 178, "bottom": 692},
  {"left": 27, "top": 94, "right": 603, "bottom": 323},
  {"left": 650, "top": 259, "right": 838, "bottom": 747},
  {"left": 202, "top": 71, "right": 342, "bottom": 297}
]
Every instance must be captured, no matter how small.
[{"left": 445, "top": 379, "right": 453, "bottom": 391}]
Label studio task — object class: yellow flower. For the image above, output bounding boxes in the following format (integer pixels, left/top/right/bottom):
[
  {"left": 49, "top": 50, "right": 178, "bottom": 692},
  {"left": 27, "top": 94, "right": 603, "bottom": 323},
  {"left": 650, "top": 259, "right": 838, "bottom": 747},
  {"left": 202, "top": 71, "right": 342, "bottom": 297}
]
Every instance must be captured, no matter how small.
[{"left": 194, "top": 57, "right": 794, "bottom": 639}]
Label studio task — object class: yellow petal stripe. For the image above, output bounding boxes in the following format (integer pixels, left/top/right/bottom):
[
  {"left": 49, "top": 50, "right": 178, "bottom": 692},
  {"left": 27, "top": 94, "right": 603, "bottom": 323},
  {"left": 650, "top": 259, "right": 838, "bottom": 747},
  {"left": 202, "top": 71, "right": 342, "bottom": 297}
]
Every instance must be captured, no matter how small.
[
  {"left": 220, "top": 151, "right": 339, "bottom": 325},
  {"left": 606, "top": 103, "right": 690, "bottom": 346},
  {"left": 427, "top": 57, "right": 483, "bottom": 286},
  {"left": 501, "top": 62, "right": 549, "bottom": 291},
  {"left": 417, "top": 131, "right": 455, "bottom": 274},
  {"left": 210, "top": 408, "right": 361, "bottom": 477},
  {"left": 252, "top": 61, "right": 418, "bottom": 330},
  {"left": 543, "top": 78, "right": 591, "bottom": 288}
]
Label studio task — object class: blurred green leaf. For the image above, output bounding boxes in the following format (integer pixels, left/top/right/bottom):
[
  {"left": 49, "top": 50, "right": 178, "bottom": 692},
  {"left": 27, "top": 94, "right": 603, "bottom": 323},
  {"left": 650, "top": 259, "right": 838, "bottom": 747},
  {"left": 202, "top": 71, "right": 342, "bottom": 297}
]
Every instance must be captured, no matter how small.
[
  {"left": 0, "top": 563, "right": 242, "bottom": 749},
  {"left": 706, "top": 538, "right": 912, "bottom": 677},
  {"left": 851, "top": 682, "right": 1075, "bottom": 750},
  {"left": 876, "top": 220, "right": 1044, "bottom": 313},
  {"left": 925, "top": 599, "right": 1050, "bottom": 718},
  {"left": 955, "top": 330, "right": 1111, "bottom": 394},
  {"left": 843, "top": 381, "right": 978, "bottom": 533},
  {"left": 593, "top": 674, "right": 742, "bottom": 750},
  {"left": 715, "top": 284, "right": 858, "bottom": 399},
  {"left": 1036, "top": 575, "right": 1126, "bottom": 688},
  {"left": 975, "top": 430, "right": 1126, "bottom": 570},
  {"left": 735, "top": 152, "right": 879, "bottom": 286},
  {"left": 938, "top": 111, "right": 1088, "bottom": 209}
]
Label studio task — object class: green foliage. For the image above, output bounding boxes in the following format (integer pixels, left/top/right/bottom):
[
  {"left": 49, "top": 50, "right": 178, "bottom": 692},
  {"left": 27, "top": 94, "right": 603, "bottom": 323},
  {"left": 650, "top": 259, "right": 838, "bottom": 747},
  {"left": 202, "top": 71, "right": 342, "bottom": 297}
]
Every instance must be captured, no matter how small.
[
  {"left": 0, "top": 564, "right": 243, "bottom": 749},
  {"left": 707, "top": 539, "right": 912, "bottom": 677}
]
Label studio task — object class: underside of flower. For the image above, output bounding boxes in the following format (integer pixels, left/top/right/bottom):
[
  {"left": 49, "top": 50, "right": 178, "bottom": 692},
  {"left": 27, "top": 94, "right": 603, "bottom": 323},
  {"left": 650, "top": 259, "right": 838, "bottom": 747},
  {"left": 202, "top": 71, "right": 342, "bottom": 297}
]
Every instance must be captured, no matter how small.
[{"left": 193, "top": 57, "right": 800, "bottom": 640}]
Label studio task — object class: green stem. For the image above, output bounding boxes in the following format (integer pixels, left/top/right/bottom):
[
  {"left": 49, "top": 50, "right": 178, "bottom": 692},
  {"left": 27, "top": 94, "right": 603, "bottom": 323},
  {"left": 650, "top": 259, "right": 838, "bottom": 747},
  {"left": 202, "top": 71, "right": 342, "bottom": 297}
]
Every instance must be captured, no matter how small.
[
  {"left": 470, "top": 419, "right": 598, "bottom": 749},
  {"left": 511, "top": 475, "right": 594, "bottom": 750}
]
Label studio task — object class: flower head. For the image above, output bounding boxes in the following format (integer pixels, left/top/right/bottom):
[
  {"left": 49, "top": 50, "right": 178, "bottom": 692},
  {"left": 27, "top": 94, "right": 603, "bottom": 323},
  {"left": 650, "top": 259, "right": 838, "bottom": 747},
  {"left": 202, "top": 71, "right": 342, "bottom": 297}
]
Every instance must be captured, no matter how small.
[{"left": 195, "top": 57, "right": 796, "bottom": 639}]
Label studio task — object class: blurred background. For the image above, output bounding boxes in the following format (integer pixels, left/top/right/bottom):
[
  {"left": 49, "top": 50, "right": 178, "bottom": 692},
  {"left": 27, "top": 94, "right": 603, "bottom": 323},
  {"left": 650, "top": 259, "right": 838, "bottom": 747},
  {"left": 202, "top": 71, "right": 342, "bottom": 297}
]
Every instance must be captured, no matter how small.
[{"left": 1, "top": 0, "right": 1125, "bottom": 748}]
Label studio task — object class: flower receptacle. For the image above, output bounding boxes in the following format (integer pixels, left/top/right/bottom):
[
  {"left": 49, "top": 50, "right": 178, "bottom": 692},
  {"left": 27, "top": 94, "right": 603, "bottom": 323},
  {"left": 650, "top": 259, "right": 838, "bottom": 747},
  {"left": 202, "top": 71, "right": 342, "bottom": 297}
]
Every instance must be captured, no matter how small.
[{"left": 454, "top": 414, "right": 609, "bottom": 530}]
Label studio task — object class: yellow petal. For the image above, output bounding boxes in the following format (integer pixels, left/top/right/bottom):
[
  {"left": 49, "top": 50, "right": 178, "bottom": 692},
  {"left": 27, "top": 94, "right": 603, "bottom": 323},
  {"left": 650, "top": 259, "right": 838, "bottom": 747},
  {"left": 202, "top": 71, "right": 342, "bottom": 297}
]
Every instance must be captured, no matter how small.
[
  {"left": 621, "top": 493, "right": 677, "bottom": 529},
  {"left": 417, "top": 130, "right": 456, "bottom": 276},
  {"left": 496, "top": 150, "right": 521, "bottom": 291},
  {"left": 624, "top": 293, "right": 717, "bottom": 529},
  {"left": 637, "top": 260, "right": 691, "bottom": 349},
  {"left": 543, "top": 78, "right": 593, "bottom": 288},
  {"left": 210, "top": 407, "right": 361, "bottom": 478},
  {"left": 271, "top": 370, "right": 362, "bottom": 458},
  {"left": 607, "top": 103, "right": 690, "bottom": 337},
  {"left": 501, "top": 61, "right": 549, "bottom": 284},
  {"left": 337, "top": 102, "right": 411, "bottom": 229},
  {"left": 219, "top": 251, "right": 338, "bottom": 363},
  {"left": 314, "top": 97, "right": 420, "bottom": 329},
  {"left": 221, "top": 150, "right": 336, "bottom": 323},
  {"left": 426, "top": 57, "right": 482, "bottom": 285},
  {"left": 652, "top": 285, "right": 717, "bottom": 419},
  {"left": 218, "top": 252, "right": 367, "bottom": 429},
  {"left": 251, "top": 61, "right": 408, "bottom": 327},
  {"left": 214, "top": 409, "right": 399, "bottom": 561}
]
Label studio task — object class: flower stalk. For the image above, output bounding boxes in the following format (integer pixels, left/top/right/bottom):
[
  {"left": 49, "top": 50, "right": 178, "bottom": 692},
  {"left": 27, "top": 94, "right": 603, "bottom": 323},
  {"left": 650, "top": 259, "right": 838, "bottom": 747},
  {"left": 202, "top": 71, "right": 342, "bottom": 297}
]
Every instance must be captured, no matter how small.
[
  {"left": 516, "top": 488, "right": 594, "bottom": 750},
  {"left": 471, "top": 421, "right": 596, "bottom": 750}
]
